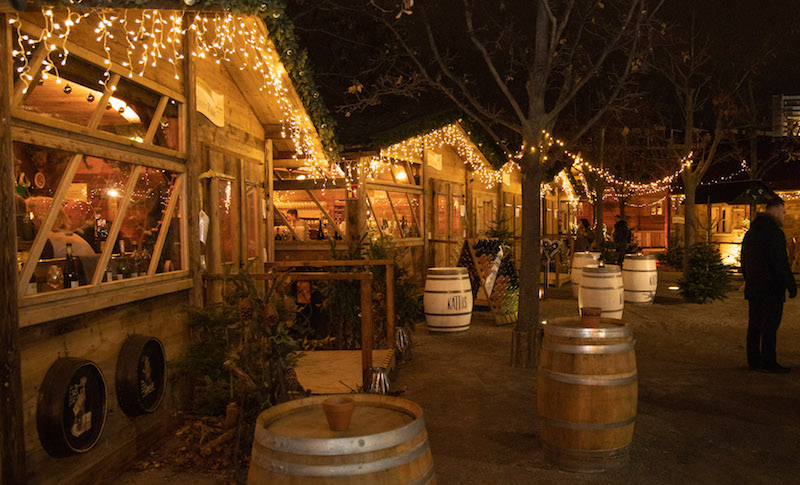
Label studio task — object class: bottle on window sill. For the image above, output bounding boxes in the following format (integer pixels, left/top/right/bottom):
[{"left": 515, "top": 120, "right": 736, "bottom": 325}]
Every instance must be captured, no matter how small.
[{"left": 64, "top": 242, "right": 80, "bottom": 289}]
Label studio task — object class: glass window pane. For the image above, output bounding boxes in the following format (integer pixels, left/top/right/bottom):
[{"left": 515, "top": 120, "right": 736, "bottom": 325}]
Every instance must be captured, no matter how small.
[
  {"left": 388, "top": 192, "right": 420, "bottom": 238},
  {"left": 453, "top": 197, "right": 462, "bottom": 235},
  {"left": 437, "top": 194, "right": 447, "bottom": 237},
  {"left": 23, "top": 153, "right": 136, "bottom": 292},
  {"left": 20, "top": 47, "right": 108, "bottom": 126},
  {"left": 219, "top": 180, "right": 236, "bottom": 263},
  {"left": 155, "top": 194, "right": 183, "bottom": 273},
  {"left": 246, "top": 186, "right": 259, "bottom": 259},
  {"left": 274, "top": 189, "right": 346, "bottom": 241}
]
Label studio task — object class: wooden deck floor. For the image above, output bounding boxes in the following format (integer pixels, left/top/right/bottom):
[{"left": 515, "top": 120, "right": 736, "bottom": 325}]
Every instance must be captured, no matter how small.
[{"left": 293, "top": 349, "right": 395, "bottom": 394}]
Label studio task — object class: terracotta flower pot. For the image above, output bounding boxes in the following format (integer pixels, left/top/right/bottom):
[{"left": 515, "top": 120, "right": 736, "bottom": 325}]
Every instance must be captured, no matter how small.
[
  {"left": 580, "top": 306, "right": 602, "bottom": 327},
  {"left": 322, "top": 396, "right": 355, "bottom": 431}
]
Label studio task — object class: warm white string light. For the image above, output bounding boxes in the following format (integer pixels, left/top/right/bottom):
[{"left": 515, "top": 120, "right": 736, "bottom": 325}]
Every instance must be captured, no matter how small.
[{"left": 11, "top": 8, "right": 331, "bottom": 178}]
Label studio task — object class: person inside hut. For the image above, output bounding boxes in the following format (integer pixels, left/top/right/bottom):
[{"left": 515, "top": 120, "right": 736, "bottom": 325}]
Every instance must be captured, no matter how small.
[
  {"left": 27, "top": 196, "right": 94, "bottom": 259},
  {"left": 285, "top": 209, "right": 307, "bottom": 241},
  {"left": 575, "top": 218, "right": 595, "bottom": 251}
]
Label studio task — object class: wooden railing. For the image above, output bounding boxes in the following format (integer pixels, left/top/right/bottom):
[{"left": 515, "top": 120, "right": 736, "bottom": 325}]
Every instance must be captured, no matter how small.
[{"left": 210, "top": 259, "right": 396, "bottom": 388}]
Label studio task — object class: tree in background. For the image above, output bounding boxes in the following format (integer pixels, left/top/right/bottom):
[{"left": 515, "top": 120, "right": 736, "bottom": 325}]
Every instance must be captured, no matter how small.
[{"left": 289, "top": 0, "right": 658, "bottom": 367}]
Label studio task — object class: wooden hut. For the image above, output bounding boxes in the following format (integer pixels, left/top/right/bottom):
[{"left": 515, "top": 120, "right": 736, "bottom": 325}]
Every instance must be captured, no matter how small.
[{"left": 0, "top": 5, "right": 331, "bottom": 483}]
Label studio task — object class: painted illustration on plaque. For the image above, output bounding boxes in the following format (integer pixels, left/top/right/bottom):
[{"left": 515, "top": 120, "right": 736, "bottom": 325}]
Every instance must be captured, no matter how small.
[
  {"left": 140, "top": 355, "right": 155, "bottom": 399},
  {"left": 69, "top": 376, "right": 92, "bottom": 438}
]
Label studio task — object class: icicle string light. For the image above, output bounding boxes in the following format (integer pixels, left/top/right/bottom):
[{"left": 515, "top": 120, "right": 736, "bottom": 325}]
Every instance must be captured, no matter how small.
[{"left": 10, "top": 8, "right": 329, "bottom": 177}]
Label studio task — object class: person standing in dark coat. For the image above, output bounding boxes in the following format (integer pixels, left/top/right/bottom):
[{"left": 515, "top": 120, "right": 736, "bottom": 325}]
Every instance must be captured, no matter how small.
[
  {"left": 613, "top": 216, "right": 631, "bottom": 265},
  {"left": 741, "top": 199, "right": 797, "bottom": 373}
]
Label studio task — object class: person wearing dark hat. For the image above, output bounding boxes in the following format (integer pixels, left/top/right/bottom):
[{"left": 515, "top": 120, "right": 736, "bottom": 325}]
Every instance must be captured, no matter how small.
[{"left": 741, "top": 198, "right": 797, "bottom": 373}]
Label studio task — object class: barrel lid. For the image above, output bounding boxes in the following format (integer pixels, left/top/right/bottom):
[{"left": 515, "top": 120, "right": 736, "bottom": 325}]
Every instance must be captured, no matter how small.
[
  {"left": 255, "top": 395, "right": 425, "bottom": 456},
  {"left": 543, "top": 317, "right": 632, "bottom": 338},
  {"left": 624, "top": 254, "right": 655, "bottom": 261},
  {"left": 427, "top": 267, "right": 468, "bottom": 276},
  {"left": 582, "top": 264, "right": 621, "bottom": 274}
]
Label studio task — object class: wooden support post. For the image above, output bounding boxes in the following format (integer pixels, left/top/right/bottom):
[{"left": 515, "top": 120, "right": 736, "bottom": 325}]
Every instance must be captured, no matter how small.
[
  {"left": 361, "top": 277, "right": 373, "bottom": 389},
  {"left": 183, "top": 25, "right": 202, "bottom": 305},
  {"left": 265, "top": 139, "right": 275, "bottom": 262},
  {"left": 0, "top": 13, "right": 25, "bottom": 483},
  {"left": 386, "top": 263, "right": 395, "bottom": 346}
]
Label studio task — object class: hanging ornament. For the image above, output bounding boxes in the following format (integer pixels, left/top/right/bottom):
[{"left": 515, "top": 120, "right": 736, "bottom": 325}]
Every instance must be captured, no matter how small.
[
  {"left": 86, "top": 93, "right": 95, "bottom": 103},
  {"left": 63, "top": 84, "right": 72, "bottom": 94},
  {"left": 105, "top": 103, "right": 112, "bottom": 110},
  {"left": 118, "top": 106, "right": 125, "bottom": 114},
  {"left": 34, "top": 171, "right": 46, "bottom": 189}
]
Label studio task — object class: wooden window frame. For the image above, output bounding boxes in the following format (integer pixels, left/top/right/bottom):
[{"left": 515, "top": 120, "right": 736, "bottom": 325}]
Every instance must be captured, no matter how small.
[{"left": 11, "top": 35, "right": 190, "bottom": 328}]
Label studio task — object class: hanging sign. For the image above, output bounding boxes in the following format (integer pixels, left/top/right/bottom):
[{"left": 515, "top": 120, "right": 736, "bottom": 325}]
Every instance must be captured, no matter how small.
[
  {"left": 426, "top": 150, "right": 442, "bottom": 171},
  {"left": 503, "top": 173, "right": 511, "bottom": 186},
  {"left": 196, "top": 77, "right": 225, "bottom": 127}
]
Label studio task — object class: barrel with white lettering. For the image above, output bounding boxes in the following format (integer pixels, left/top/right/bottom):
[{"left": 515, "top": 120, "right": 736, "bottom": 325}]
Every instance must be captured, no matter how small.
[{"left": 423, "top": 267, "right": 473, "bottom": 332}]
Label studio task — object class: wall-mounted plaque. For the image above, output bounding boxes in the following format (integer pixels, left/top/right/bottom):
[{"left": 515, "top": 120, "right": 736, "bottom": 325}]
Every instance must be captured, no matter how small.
[
  {"left": 116, "top": 335, "right": 167, "bottom": 416},
  {"left": 37, "top": 358, "right": 107, "bottom": 457}
]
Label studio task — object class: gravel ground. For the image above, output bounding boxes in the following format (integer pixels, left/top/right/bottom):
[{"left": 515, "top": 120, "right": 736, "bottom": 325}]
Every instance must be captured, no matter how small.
[{"left": 117, "top": 271, "right": 800, "bottom": 484}]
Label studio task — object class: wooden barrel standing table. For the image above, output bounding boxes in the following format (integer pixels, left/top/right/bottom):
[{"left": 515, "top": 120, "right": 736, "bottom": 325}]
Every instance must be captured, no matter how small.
[
  {"left": 423, "top": 267, "right": 473, "bottom": 332},
  {"left": 578, "top": 265, "right": 624, "bottom": 319},
  {"left": 622, "top": 254, "right": 658, "bottom": 304},
  {"left": 248, "top": 394, "right": 436, "bottom": 484},
  {"left": 571, "top": 252, "right": 601, "bottom": 297},
  {"left": 537, "top": 317, "right": 638, "bottom": 472}
]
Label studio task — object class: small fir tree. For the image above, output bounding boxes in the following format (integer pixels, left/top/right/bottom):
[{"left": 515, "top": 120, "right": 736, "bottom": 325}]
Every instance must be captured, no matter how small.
[{"left": 679, "top": 242, "right": 732, "bottom": 303}]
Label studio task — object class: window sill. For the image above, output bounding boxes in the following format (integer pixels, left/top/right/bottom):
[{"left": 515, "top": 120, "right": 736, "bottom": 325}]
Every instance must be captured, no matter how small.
[{"left": 19, "top": 270, "right": 192, "bottom": 328}]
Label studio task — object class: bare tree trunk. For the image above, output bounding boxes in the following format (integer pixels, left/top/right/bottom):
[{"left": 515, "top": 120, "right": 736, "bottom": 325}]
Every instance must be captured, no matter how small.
[
  {"left": 511, "top": 163, "right": 542, "bottom": 368},
  {"left": 682, "top": 172, "right": 698, "bottom": 273},
  {"left": 594, "top": 192, "right": 605, "bottom": 250}
]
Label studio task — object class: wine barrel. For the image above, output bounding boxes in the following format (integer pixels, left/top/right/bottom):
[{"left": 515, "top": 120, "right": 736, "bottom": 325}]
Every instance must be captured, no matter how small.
[
  {"left": 423, "top": 267, "right": 473, "bottom": 332},
  {"left": 578, "top": 265, "right": 624, "bottom": 319},
  {"left": 247, "top": 394, "right": 436, "bottom": 484},
  {"left": 622, "top": 255, "right": 658, "bottom": 304},
  {"left": 571, "top": 252, "right": 601, "bottom": 297},
  {"left": 116, "top": 335, "right": 167, "bottom": 416},
  {"left": 37, "top": 357, "right": 108, "bottom": 457},
  {"left": 538, "top": 317, "right": 637, "bottom": 472}
]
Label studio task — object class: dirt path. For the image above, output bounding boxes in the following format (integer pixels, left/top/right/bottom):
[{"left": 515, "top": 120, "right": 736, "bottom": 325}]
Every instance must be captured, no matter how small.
[
  {"left": 117, "top": 272, "right": 800, "bottom": 484},
  {"left": 394, "top": 274, "right": 800, "bottom": 484}
]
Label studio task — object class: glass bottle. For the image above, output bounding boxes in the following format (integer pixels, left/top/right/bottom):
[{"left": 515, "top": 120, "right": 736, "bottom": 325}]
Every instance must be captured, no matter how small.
[
  {"left": 130, "top": 241, "right": 141, "bottom": 278},
  {"left": 64, "top": 242, "right": 80, "bottom": 289},
  {"left": 317, "top": 217, "right": 325, "bottom": 240}
]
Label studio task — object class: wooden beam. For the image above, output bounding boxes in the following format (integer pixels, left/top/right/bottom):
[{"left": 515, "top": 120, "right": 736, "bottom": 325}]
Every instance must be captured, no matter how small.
[
  {"left": 365, "top": 180, "right": 424, "bottom": 194},
  {"left": 18, "top": 18, "right": 186, "bottom": 102},
  {"left": 360, "top": 277, "right": 373, "bottom": 388},
  {"left": 384, "top": 190, "right": 404, "bottom": 236},
  {"left": 12, "top": 108, "right": 185, "bottom": 160},
  {"left": 273, "top": 178, "right": 348, "bottom": 191},
  {"left": 144, "top": 95, "right": 169, "bottom": 144},
  {"left": 265, "top": 138, "right": 275, "bottom": 262},
  {"left": 305, "top": 189, "right": 346, "bottom": 240},
  {"left": 183, "top": 22, "right": 202, "bottom": 306},
  {"left": 365, "top": 193, "right": 383, "bottom": 236},
  {"left": 386, "top": 264, "right": 394, "bottom": 348},
  {"left": 265, "top": 259, "right": 395, "bottom": 268},
  {"left": 10, "top": 41, "right": 48, "bottom": 107},
  {"left": 11, "top": 122, "right": 185, "bottom": 172},
  {"left": 17, "top": 153, "right": 82, "bottom": 298},
  {"left": 87, "top": 73, "right": 121, "bottom": 129},
  {"left": 91, "top": 165, "right": 142, "bottom": 285},
  {"left": 0, "top": 13, "right": 25, "bottom": 484},
  {"left": 148, "top": 175, "right": 185, "bottom": 276}
]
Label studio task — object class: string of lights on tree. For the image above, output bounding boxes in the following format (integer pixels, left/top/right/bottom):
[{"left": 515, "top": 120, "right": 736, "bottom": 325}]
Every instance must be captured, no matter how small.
[{"left": 10, "top": 8, "right": 329, "bottom": 177}]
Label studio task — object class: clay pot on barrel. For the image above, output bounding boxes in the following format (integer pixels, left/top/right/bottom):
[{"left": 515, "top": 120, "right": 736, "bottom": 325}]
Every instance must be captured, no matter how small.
[
  {"left": 322, "top": 396, "right": 355, "bottom": 431},
  {"left": 580, "top": 306, "right": 603, "bottom": 327}
]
